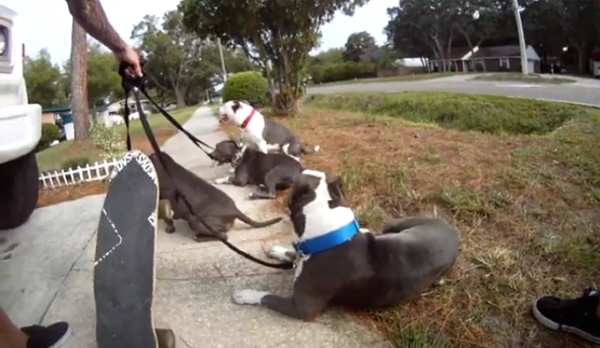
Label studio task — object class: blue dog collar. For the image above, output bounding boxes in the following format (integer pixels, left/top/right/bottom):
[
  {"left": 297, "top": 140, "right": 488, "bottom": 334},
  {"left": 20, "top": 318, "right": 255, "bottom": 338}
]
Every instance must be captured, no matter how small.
[{"left": 294, "top": 219, "right": 359, "bottom": 255}]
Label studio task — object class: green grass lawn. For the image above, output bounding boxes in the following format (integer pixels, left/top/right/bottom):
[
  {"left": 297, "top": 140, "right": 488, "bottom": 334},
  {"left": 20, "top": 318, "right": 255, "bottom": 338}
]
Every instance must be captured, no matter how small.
[
  {"left": 471, "top": 72, "right": 576, "bottom": 84},
  {"left": 37, "top": 106, "right": 197, "bottom": 172},
  {"left": 311, "top": 72, "right": 459, "bottom": 86}
]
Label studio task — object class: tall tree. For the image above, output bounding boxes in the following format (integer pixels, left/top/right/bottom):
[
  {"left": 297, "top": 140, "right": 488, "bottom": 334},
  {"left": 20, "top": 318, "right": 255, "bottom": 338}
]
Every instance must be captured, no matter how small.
[
  {"left": 23, "top": 49, "right": 66, "bottom": 107},
  {"left": 521, "top": 0, "right": 568, "bottom": 59},
  {"left": 343, "top": 31, "right": 377, "bottom": 62},
  {"left": 70, "top": 20, "right": 90, "bottom": 141},
  {"left": 561, "top": 0, "right": 600, "bottom": 74},
  {"left": 63, "top": 41, "right": 123, "bottom": 106},
  {"left": 180, "top": 0, "right": 370, "bottom": 115},
  {"left": 131, "top": 12, "right": 217, "bottom": 108},
  {"left": 386, "top": 0, "right": 461, "bottom": 71}
]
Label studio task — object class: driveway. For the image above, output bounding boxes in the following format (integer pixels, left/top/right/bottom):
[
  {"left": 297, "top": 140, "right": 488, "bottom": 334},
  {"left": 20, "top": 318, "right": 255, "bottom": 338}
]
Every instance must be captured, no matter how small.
[{"left": 307, "top": 76, "right": 600, "bottom": 106}]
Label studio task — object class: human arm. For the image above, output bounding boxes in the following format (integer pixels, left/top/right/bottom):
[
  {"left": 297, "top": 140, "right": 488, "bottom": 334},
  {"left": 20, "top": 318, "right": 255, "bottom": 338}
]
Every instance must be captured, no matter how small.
[{"left": 64, "top": 0, "right": 142, "bottom": 76}]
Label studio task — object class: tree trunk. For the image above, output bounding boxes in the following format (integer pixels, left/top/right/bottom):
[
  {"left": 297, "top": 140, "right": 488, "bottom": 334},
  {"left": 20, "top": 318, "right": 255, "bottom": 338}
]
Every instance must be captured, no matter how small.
[
  {"left": 174, "top": 88, "right": 186, "bottom": 109},
  {"left": 264, "top": 61, "right": 276, "bottom": 106},
  {"left": 70, "top": 20, "right": 90, "bottom": 141},
  {"left": 576, "top": 43, "right": 591, "bottom": 75}
]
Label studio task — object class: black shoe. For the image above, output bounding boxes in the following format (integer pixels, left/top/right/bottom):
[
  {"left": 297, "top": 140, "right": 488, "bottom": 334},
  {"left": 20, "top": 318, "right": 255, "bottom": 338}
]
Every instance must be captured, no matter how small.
[
  {"left": 532, "top": 288, "right": 600, "bottom": 344},
  {"left": 22, "top": 322, "right": 71, "bottom": 348}
]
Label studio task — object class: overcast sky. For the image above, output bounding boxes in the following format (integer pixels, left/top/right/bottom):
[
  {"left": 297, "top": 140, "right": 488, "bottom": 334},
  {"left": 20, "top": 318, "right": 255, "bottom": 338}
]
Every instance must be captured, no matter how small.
[{"left": 5, "top": 0, "right": 396, "bottom": 64}]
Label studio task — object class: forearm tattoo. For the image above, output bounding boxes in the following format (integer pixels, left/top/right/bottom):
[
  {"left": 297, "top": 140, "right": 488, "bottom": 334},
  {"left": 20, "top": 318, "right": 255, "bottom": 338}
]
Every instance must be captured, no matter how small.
[{"left": 65, "top": 0, "right": 127, "bottom": 53}]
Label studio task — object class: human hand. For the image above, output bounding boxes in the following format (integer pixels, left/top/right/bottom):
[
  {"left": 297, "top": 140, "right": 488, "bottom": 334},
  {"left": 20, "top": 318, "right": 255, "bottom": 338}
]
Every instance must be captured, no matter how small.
[{"left": 114, "top": 46, "right": 143, "bottom": 77}]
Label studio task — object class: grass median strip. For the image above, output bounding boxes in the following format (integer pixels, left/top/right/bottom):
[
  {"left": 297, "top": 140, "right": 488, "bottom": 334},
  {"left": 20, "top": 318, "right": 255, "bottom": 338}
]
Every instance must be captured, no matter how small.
[{"left": 471, "top": 72, "right": 576, "bottom": 84}]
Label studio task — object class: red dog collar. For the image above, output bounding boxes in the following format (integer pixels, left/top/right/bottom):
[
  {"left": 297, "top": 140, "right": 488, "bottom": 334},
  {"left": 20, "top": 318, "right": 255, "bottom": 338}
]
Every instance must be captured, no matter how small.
[{"left": 240, "top": 108, "right": 255, "bottom": 129}]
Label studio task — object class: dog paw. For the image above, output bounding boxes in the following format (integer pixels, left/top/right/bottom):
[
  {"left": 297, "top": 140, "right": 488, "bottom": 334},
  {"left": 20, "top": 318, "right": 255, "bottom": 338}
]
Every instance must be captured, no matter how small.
[
  {"left": 231, "top": 289, "right": 269, "bottom": 305},
  {"left": 214, "top": 177, "right": 229, "bottom": 185},
  {"left": 359, "top": 228, "right": 370, "bottom": 234},
  {"left": 266, "top": 245, "right": 291, "bottom": 261}
]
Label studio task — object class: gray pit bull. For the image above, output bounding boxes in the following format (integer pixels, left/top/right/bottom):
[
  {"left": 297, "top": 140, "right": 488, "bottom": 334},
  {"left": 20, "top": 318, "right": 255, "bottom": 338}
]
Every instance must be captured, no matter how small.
[
  {"left": 211, "top": 140, "right": 305, "bottom": 200},
  {"left": 148, "top": 152, "right": 284, "bottom": 241},
  {"left": 230, "top": 169, "right": 459, "bottom": 321}
]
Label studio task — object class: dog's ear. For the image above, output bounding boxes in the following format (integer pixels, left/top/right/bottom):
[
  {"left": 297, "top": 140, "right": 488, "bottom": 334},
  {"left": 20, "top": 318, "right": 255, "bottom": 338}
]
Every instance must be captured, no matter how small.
[
  {"left": 287, "top": 174, "right": 319, "bottom": 211},
  {"left": 231, "top": 101, "right": 241, "bottom": 113},
  {"left": 327, "top": 175, "right": 342, "bottom": 189},
  {"left": 326, "top": 175, "right": 345, "bottom": 207}
]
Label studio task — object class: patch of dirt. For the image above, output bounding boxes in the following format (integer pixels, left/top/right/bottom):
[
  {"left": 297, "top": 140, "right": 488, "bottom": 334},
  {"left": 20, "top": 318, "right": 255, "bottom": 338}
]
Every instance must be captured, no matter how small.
[
  {"left": 38, "top": 181, "right": 106, "bottom": 208},
  {"left": 267, "top": 106, "right": 600, "bottom": 348}
]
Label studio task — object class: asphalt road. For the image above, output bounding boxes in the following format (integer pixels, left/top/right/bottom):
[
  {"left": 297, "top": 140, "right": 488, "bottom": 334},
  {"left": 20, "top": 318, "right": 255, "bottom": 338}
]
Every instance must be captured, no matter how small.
[{"left": 306, "top": 76, "right": 600, "bottom": 106}]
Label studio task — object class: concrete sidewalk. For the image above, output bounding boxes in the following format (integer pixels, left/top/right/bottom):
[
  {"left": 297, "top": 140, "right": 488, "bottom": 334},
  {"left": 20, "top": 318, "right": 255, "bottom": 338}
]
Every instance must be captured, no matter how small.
[{"left": 13, "top": 107, "right": 391, "bottom": 348}]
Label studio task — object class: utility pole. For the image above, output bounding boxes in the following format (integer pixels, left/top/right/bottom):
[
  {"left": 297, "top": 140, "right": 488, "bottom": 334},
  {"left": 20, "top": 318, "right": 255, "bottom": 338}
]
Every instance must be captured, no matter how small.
[
  {"left": 512, "top": 0, "right": 528, "bottom": 75},
  {"left": 217, "top": 38, "right": 228, "bottom": 82}
]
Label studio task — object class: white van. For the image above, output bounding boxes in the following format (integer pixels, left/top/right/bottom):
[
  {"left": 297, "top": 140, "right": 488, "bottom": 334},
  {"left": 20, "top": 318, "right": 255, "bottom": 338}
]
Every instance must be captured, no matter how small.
[{"left": 0, "top": 5, "right": 42, "bottom": 229}]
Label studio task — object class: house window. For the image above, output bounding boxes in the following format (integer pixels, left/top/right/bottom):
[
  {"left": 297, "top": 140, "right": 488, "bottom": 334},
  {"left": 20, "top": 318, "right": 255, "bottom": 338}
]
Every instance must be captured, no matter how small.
[{"left": 499, "top": 58, "right": 510, "bottom": 68}]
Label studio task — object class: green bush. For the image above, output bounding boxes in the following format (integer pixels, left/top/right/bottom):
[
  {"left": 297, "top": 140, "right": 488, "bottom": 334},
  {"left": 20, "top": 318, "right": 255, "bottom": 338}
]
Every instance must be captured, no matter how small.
[
  {"left": 37, "top": 123, "right": 61, "bottom": 150},
  {"left": 221, "top": 71, "right": 269, "bottom": 106},
  {"left": 304, "top": 92, "right": 591, "bottom": 135},
  {"left": 90, "top": 124, "right": 126, "bottom": 159},
  {"left": 61, "top": 156, "right": 90, "bottom": 170},
  {"left": 310, "top": 61, "right": 377, "bottom": 84}
]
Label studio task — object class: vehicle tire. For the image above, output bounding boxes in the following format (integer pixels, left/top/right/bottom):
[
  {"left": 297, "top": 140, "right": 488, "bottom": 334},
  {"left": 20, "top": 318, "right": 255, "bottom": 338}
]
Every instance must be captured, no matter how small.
[{"left": 0, "top": 150, "right": 39, "bottom": 230}]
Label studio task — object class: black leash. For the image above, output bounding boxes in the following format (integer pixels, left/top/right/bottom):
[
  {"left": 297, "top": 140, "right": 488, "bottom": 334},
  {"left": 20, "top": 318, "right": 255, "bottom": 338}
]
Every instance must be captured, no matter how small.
[
  {"left": 118, "top": 65, "right": 215, "bottom": 157},
  {"left": 118, "top": 62, "right": 293, "bottom": 270}
]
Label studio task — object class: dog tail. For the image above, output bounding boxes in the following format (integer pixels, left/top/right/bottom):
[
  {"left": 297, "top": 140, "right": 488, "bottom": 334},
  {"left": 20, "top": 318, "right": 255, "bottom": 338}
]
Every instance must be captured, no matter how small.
[
  {"left": 301, "top": 144, "right": 320, "bottom": 154},
  {"left": 235, "top": 210, "right": 283, "bottom": 228}
]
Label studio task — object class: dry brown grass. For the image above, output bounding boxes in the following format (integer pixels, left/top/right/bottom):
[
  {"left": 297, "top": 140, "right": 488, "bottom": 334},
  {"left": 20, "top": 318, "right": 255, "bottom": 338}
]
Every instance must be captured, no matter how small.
[
  {"left": 234, "top": 101, "right": 600, "bottom": 348},
  {"left": 38, "top": 181, "right": 107, "bottom": 208}
]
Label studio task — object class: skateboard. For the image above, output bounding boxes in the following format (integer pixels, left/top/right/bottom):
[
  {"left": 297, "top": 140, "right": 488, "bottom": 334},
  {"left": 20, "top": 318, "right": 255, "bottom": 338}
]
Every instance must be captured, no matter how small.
[{"left": 93, "top": 151, "right": 176, "bottom": 348}]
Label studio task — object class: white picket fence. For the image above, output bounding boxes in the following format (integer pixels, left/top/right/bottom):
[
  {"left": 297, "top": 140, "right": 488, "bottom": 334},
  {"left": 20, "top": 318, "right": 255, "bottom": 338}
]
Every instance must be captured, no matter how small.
[{"left": 39, "top": 158, "right": 119, "bottom": 189}]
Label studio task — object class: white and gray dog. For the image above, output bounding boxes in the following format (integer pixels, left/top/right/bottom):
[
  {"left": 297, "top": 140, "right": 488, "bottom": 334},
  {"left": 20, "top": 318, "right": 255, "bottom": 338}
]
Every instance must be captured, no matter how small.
[
  {"left": 231, "top": 169, "right": 460, "bottom": 321},
  {"left": 218, "top": 100, "right": 319, "bottom": 157}
]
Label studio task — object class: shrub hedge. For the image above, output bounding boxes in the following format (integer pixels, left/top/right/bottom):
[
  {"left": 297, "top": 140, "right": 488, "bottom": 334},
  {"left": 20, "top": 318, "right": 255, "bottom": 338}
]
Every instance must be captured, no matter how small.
[
  {"left": 61, "top": 156, "right": 90, "bottom": 170},
  {"left": 37, "top": 123, "right": 61, "bottom": 151},
  {"left": 309, "top": 61, "right": 377, "bottom": 84},
  {"left": 222, "top": 71, "right": 269, "bottom": 107}
]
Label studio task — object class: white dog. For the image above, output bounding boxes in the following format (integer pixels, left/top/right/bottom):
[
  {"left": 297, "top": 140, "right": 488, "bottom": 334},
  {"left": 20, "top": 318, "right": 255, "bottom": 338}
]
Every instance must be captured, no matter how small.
[{"left": 218, "top": 100, "right": 319, "bottom": 157}]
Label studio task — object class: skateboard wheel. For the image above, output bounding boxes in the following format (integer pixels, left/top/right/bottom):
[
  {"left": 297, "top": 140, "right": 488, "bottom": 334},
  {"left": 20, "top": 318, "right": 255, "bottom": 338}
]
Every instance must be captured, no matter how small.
[{"left": 156, "top": 328, "right": 176, "bottom": 348}]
